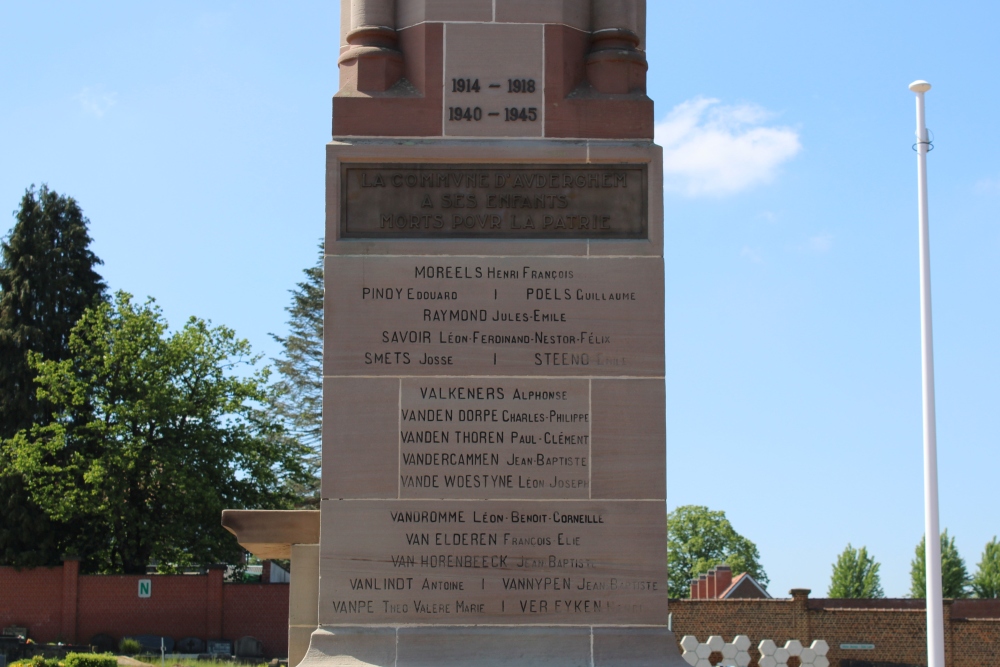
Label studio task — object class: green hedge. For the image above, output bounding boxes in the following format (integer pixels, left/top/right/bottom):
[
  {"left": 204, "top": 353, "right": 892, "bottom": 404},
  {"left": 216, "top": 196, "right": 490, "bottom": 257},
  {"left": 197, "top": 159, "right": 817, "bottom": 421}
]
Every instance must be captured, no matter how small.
[
  {"left": 117, "top": 638, "right": 142, "bottom": 656},
  {"left": 10, "top": 657, "right": 61, "bottom": 667},
  {"left": 64, "top": 653, "right": 117, "bottom": 667}
]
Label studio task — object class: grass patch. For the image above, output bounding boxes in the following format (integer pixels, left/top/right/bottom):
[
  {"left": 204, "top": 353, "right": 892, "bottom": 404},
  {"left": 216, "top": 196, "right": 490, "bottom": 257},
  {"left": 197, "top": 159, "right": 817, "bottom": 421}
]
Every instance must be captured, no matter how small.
[{"left": 153, "top": 659, "right": 267, "bottom": 667}]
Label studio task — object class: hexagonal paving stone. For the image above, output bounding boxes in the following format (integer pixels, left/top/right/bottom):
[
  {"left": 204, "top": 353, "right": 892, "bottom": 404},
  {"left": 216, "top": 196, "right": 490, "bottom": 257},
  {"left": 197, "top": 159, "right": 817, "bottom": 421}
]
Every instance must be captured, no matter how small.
[
  {"left": 759, "top": 656, "right": 777, "bottom": 667},
  {"left": 682, "top": 652, "right": 699, "bottom": 667},
  {"left": 733, "top": 636, "right": 752, "bottom": 652},
  {"left": 681, "top": 636, "right": 700, "bottom": 653},
  {"left": 799, "top": 647, "right": 817, "bottom": 664},
  {"left": 758, "top": 640, "right": 777, "bottom": 656},
  {"left": 707, "top": 636, "right": 725, "bottom": 652},
  {"left": 695, "top": 659, "right": 712, "bottom": 667},
  {"left": 695, "top": 644, "right": 713, "bottom": 659},
  {"left": 813, "top": 657, "right": 829, "bottom": 667},
  {"left": 735, "top": 652, "right": 751, "bottom": 667},
  {"left": 773, "top": 647, "right": 790, "bottom": 664},
  {"left": 721, "top": 644, "right": 738, "bottom": 659},
  {"left": 784, "top": 640, "right": 803, "bottom": 657},
  {"left": 810, "top": 640, "right": 829, "bottom": 656}
]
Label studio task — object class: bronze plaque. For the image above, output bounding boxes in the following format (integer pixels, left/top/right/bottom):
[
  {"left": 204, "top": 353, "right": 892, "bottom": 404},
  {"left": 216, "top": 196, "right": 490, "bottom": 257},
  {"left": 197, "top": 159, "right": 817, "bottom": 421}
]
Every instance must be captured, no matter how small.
[
  {"left": 318, "top": 499, "right": 668, "bottom": 625},
  {"left": 340, "top": 163, "right": 648, "bottom": 239}
]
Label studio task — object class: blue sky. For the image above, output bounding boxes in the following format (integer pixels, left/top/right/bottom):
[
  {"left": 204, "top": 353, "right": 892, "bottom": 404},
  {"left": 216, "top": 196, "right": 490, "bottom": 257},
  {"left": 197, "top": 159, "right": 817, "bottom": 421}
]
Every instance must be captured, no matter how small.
[{"left": 2, "top": 2, "right": 998, "bottom": 598}]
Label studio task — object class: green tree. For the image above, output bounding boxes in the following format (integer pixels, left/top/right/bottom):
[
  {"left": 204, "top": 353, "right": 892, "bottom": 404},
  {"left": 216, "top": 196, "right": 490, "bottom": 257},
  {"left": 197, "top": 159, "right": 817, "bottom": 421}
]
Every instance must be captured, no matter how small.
[
  {"left": 0, "top": 185, "right": 106, "bottom": 567},
  {"left": 667, "top": 505, "right": 768, "bottom": 599},
  {"left": 910, "top": 530, "right": 970, "bottom": 598},
  {"left": 970, "top": 537, "right": 1000, "bottom": 599},
  {"left": 827, "top": 544, "right": 884, "bottom": 598},
  {"left": 269, "top": 241, "right": 323, "bottom": 507},
  {"left": 6, "top": 292, "right": 307, "bottom": 573}
]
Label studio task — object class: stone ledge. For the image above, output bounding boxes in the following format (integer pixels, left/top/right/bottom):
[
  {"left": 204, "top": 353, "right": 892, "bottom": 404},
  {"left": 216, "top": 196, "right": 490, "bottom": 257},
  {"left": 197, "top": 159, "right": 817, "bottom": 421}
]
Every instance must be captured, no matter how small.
[{"left": 221, "top": 509, "right": 320, "bottom": 559}]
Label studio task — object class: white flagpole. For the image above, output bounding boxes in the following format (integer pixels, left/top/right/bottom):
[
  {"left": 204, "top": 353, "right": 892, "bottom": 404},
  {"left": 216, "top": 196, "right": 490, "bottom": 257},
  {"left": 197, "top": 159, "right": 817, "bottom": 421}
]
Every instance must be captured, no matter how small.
[{"left": 909, "top": 78, "right": 945, "bottom": 667}]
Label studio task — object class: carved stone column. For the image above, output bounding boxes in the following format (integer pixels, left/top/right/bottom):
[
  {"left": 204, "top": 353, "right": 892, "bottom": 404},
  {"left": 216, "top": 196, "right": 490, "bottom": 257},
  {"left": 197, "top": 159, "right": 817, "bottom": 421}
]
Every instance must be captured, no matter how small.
[
  {"left": 587, "top": 0, "right": 647, "bottom": 94},
  {"left": 338, "top": 0, "right": 403, "bottom": 92}
]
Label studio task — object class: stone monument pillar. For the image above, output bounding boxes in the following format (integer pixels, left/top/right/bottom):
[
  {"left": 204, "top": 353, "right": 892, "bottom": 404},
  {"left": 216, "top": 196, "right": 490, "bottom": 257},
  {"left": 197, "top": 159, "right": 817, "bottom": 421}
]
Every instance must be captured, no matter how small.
[{"left": 308, "top": 1, "right": 678, "bottom": 664}]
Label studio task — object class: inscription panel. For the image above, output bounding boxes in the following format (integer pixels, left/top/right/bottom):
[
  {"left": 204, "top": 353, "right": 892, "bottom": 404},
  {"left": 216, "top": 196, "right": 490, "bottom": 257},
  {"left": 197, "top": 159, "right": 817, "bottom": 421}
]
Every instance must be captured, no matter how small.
[
  {"left": 443, "top": 23, "right": 544, "bottom": 138},
  {"left": 324, "top": 256, "right": 664, "bottom": 377},
  {"left": 322, "top": 378, "right": 665, "bottom": 502},
  {"left": 341, "top": 164, "right": 647, "bottom": 239},
  {"left": 319, "top": 500, "right": 668, "bottom": 625},
  {"left": 398, "top": 378, "right": 591, "bottom": 500}
]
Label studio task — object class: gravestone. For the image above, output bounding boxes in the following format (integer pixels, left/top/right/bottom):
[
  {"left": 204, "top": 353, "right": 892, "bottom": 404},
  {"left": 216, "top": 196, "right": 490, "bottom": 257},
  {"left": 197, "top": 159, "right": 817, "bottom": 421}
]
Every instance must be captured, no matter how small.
[
  {"left": 206, "top": 640, "right": 232, "bottom": 657},
  {"left": 88, "top": 634, "right": 116, "bottom": 654},
  {"left": 0, "top": 637, "right": 18, "bottom": 664},
  {"left": 176, "top": 637, "right": 206, "bottom": 654},
  {"left": 305, "top": 1, "right": 681, "bottom": 665},
  {"left": 235, "top": 636, "right": 264, "bottom": 658},
  {"left": 132, "top": 635, "right": 174, "bottom": 654}
]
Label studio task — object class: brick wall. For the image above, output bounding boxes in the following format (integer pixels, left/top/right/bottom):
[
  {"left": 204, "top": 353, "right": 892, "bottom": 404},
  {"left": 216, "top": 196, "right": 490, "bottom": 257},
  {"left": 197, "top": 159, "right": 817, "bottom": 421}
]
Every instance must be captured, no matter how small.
[
  {"left": 0, "top": 566, "right": 63, "bottom": 640},
  {"left": 670, "top": 592, "right": 1000, "bottom": 667},
  {"left": 222, "top": 584, "right": 288, "bottom": 658},
  {"left": 0, "top": 564, "right": 289, "bottom": 659},
  {"left": 7, "top": 563, "right": 1000, "bottom": 665},
  {"left": 76, "top": 574, "right": 214, "bottom": 645}
]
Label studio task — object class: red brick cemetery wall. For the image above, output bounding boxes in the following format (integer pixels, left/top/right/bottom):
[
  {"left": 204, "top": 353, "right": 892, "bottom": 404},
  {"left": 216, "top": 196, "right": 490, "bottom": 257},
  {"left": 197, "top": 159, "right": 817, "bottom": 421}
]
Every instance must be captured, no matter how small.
[
  {"left": 0, "top": 566, "right": 64, "bottom": 640},
  {"left": 222, "top": 583, "right": 288, "bottom": 659},
  {"left": 6, "top": 562, "right": 999, "bottom": 665},
  {"left": 76, "top": 574, "right": 215, "bottom": 647},
  {"left": 0, "top": 563, "right": 289, "bottom": 658}
]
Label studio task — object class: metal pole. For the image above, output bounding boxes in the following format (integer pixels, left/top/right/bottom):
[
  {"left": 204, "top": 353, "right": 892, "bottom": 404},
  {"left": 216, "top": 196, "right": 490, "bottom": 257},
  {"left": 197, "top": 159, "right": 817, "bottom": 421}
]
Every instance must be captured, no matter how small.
[{"left": 909, "top": 79, "right": 945, "bottom": 667}]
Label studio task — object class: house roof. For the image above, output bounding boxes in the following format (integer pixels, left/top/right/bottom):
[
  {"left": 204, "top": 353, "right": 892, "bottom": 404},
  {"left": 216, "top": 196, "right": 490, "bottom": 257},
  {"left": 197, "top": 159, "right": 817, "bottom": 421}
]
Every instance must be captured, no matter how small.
[{"left": 719, "top": 572, "right": 772, "bottom": 599}]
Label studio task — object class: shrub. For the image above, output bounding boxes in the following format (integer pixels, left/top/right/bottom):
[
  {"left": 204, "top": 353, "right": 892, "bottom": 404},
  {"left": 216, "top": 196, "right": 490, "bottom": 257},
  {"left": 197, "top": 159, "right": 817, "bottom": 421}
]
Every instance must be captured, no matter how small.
[
  {"left": 10, "top": 657, "right": 60, "bottom": 667},
  {"left": 118, "top": 638, "right": 142, "bottom": 656},
  {"left": 64, "top": 654, "right": 117, "bottom": 667}
]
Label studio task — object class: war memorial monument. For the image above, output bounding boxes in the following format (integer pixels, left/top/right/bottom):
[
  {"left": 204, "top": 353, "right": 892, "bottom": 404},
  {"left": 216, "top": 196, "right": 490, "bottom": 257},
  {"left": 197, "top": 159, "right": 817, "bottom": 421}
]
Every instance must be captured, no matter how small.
[{"left": 225, "top": 0, "right": 682, "bottom": 664}]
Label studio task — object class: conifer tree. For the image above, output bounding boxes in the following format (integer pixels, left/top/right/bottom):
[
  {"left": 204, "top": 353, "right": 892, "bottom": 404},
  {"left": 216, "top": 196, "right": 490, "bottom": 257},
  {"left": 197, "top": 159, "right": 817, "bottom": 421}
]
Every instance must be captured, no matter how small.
[
  {"left": 827, "top": 544, "right": 884, "bottom": 598},
  {"left": 270, "top": 241, "right": 323, "bottom": 506},
  {"left": 0, "top": 185, "right": 106, "bottom": 567},
  {"left": 910, "top": 530, "right": 970, "bottom": 598},
  {"left": 0, "top": 185, "right": 106, "bottom": 435}
]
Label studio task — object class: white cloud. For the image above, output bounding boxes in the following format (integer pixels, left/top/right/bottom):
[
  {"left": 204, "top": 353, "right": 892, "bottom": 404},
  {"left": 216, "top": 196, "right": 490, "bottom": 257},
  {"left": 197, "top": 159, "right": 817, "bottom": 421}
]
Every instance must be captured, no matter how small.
[
  {"left": 807, "top": 234, "right": 833, "bottom": 253},
  {"left": 974, "top": 176, "right": 1000, "bottom": 194},
  {"left": 654, "top": 97, "right": 802, "bottom": 197},
  {"left": 75, "top": 87, "right": 117, "bottom": 117}
]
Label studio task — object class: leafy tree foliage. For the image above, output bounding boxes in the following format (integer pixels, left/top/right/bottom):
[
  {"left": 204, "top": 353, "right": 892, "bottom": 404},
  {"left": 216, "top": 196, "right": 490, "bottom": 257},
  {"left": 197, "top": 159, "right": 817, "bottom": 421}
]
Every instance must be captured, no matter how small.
[
  {"left": 6, "top": 292, "right": 307, "bottom": 573},
  {"left": 910, "top": 530, "right": 969, "bottom": 599},
  {"left": 269, "top": 241, "right": 323, "bottom": 507},
  {"left": 667, "top": 505, "right": 768, "bottom": 598},
  {"left": 971, "top": 537, "right": 1000, "bottom": 599},
  {"left": 0, "top": 185, "right": 106, "bottom": 567},
  {"left": 827, "top": 544, "right": 884, "bottom": 598}
]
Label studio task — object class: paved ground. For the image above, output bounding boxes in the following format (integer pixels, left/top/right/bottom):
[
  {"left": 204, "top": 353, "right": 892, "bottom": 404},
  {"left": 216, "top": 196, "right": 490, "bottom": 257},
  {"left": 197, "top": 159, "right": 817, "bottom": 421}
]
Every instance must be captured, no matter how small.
[{"left": 116, "top": 658, "right": 153, "bottom": 667}]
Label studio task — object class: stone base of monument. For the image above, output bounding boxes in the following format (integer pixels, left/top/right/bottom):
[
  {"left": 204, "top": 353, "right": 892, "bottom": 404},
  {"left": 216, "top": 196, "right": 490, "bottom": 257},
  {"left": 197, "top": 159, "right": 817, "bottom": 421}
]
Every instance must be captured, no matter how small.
[{"left": 299, "top": 626, "right": 689, "bottom": 667}]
